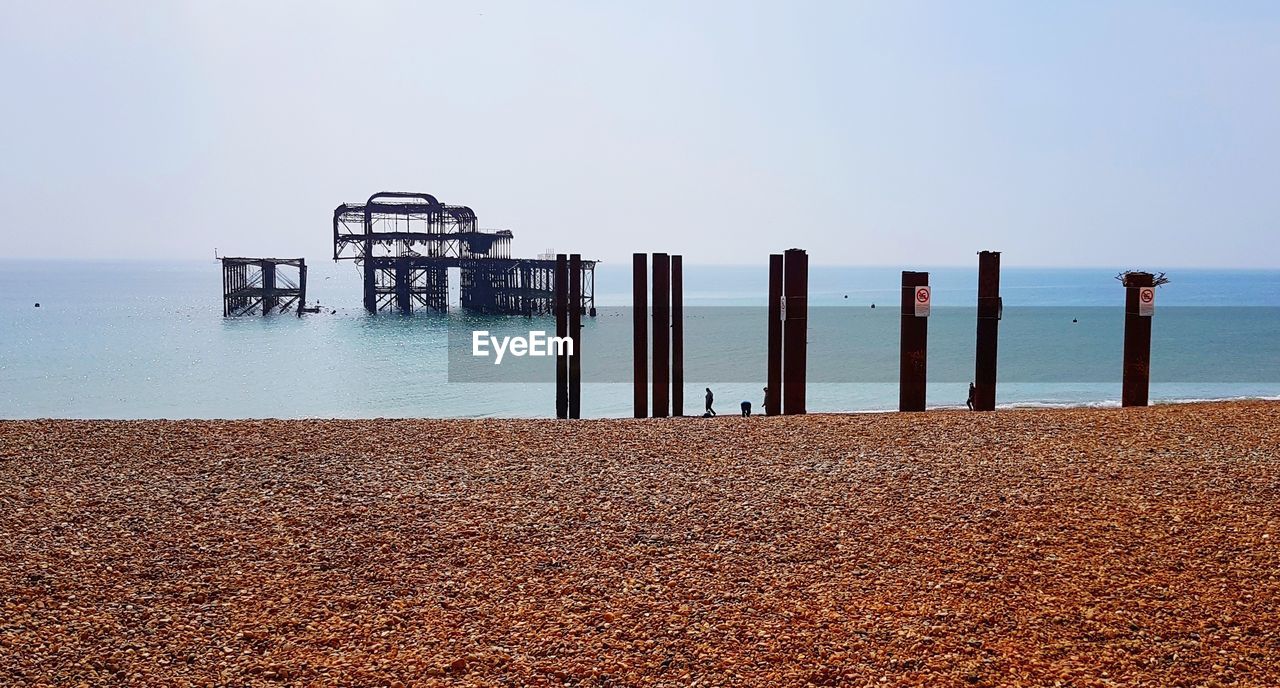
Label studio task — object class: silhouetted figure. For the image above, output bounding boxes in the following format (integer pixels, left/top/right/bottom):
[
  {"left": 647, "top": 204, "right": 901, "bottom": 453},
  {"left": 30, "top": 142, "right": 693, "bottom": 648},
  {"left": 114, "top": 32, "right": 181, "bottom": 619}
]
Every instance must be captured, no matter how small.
[
  {"left": 705, "top": 388, "right": 716, "bottom": 416},
  {"left": 34, "top": 303, "right": 40, "bottom": 308},
  {"left": 741, "top": 400, "right": 751, "bottom": 416},
  {"left": 966, "top": 382, "right": 976, "bottom": 411}
]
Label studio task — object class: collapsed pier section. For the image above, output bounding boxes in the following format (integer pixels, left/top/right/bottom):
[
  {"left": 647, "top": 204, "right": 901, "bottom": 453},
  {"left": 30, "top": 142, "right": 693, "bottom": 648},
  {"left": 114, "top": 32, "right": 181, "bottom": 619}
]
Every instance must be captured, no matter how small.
[
  {"left": 221, "top": 257, "right": 307, "bottom": 317},
  {"left": 333, "top": 192, "right": 595, "bottom": 315}
]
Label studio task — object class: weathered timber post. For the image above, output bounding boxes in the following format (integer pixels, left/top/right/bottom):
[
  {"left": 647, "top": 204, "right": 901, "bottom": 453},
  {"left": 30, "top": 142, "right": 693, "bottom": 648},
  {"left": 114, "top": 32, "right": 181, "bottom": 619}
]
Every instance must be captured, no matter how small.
[
  {"left": 652, "top": 253, "right": 671, "bottom": 418},
  {"left": 671, "top": 255, "right": 684, "bottom": 417},
  {"left": 766, "top": 254, "right": 784, "bottom": 416},
  {"left": 1122, "top": 271, "right": 1156, "bottom": 407},
  {"left": 899, "top": 271, "right": 929, "bottom": 412},
  {"left": 632, "top": 253, "right": 647, "bottom": 418},
  {"left": 974, "top": 251, "right": 1001, "bottom": 411},
  {"left": 782, "top": 248, "right": 808, "bottom": 415},
  {"left": 555, "top": 254, "right": 569, "bottom": 419},
  {"left": 569, "top": 254, "right": 583, "bottom": 419}
]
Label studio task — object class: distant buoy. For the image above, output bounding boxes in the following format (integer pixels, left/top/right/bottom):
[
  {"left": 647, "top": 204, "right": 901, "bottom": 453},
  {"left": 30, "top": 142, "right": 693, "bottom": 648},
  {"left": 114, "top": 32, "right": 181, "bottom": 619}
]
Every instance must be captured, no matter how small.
[
  {"left": 34, "top": 303, "right": 40, "bottom": 308},
  {"left": 1072, "top": 318, "right": 1078, "bottom": 323},
  {"left": 843, "top": 295, "right": 848, "bottom": 299},
  {"left": 870, "top": 303, "right": 875, "bottom": 309}
]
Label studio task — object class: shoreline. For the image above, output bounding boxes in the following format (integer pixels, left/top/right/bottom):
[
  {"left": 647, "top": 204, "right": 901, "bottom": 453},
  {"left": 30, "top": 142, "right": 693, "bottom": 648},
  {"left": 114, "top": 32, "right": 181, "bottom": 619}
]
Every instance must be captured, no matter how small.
[{"left": 3, "top": 394, "right": 1279, "bottom": 422}]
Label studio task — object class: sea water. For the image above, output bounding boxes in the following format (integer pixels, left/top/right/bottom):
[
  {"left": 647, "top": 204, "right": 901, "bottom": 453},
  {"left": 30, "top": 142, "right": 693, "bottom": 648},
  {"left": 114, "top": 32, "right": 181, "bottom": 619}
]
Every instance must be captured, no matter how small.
[{"left": 1, "top": 260, "right": 1278, "bottom": 419}]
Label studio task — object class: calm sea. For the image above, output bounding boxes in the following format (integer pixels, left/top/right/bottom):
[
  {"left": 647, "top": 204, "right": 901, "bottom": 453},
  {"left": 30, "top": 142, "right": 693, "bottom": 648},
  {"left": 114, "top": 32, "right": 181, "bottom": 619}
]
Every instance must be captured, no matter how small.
[{"left": 2, "top": 260, "right": 1278, "bottom": 419}]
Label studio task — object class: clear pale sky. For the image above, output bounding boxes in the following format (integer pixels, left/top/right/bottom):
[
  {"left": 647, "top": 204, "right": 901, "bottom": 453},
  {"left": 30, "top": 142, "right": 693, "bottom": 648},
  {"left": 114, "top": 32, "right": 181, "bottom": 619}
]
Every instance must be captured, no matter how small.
[{"left": 2, "top": 1, "right": 1277, "bottom": 266}]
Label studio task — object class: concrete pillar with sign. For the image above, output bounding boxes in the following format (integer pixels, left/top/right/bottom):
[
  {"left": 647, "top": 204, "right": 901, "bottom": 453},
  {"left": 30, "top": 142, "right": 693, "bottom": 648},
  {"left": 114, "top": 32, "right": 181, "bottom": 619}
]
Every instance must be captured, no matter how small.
[
  {"left": 900, "top": 271, "right": 930, "bottom": 412},
  {"left": 1122, "top": 272, "right": 1157, "bottom": 407}
]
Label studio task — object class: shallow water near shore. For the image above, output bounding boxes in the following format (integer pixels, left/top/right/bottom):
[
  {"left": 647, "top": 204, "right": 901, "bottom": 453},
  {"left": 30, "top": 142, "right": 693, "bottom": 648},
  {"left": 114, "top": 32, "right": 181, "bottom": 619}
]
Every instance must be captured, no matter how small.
[{"left": 2, "top": 260, "right": 1279, "bottom": 418}]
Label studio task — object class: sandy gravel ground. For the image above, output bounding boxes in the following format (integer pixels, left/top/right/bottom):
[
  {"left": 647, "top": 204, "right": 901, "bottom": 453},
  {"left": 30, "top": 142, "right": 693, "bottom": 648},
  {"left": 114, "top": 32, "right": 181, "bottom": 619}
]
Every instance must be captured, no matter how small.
[{"left": 1, "top": 402, "right": 1278, "bottom": 687}]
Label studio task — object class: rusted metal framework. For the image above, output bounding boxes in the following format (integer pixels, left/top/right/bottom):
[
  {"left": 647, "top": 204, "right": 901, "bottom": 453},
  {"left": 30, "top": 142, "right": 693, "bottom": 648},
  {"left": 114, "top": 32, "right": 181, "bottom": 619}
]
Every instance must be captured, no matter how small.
[
  {"left": 221, "top": 257, "right": 307, "bottom": 317},
  {"left": 333, "top": 191, "right": 595, "bottom": 315}
]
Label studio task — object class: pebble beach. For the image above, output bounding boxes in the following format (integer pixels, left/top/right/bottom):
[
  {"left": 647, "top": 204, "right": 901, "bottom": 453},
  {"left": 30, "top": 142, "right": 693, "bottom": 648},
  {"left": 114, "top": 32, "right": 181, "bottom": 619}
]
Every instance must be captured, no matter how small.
[{"left": 2, "top": 401, "right": 1277, "bottom": 686}]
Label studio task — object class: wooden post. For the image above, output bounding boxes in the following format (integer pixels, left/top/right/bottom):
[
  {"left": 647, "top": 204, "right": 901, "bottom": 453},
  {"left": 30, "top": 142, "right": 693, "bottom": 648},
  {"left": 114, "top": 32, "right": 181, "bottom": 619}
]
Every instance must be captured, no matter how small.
[
  {"left": 782, "top": 249, "right": 808, "bottom": 415},
  {"left": 555, "top": 254, "right": 568, "bottom": 419},
  {"left": 671, "top": 255, "right": 684, "bottom": 417},
  {"left": 632, "top": 253, "right": 647, "bottom": 418},
  {"left": 652, "top": 253, "right": 670, "bottom": 418},
  {"left": 1122, "top": 271, "right": 1155, "bottom": 407},
  {"left": 766, "top": 254, "right": 783, "bottom": 416},
  {"left": 569, "top": 254, "right": 582, "bottom": 419},
  {"left": 899, "top": 270, "right": 929, "bottom": 412},
  {"left": 974, "top": 251, "right": 1000, "bottom": 411}
]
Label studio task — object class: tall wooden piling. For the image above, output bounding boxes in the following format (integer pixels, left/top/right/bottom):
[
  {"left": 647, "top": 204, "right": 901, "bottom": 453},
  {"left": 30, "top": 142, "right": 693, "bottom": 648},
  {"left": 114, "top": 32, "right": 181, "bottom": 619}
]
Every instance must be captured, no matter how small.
[
  {"left": 671, "top": 255, "right": 684, "bottom": 417},
  {"left": 569, "top": 254, "right": 583, "bottom": 419},
  {"left": 632, "top": 253, "right": 647, "bottom": 418},
  {"left": 782, "top": 249, "right": 808, "bottom": 415},
  {"left": 555, "top": 254, "right": 569, "bottom": 419},
  {"left": 766, "top": 254, "right": 784, "bottom": 416},
  {"left": 899, "top": 271, "right": 929, "bottom": 412},
  {"left": 974, "top": 251, "right": 1001, "bottom": 411},
  {"left": 1122, "top": 271, "right": 1155, "bottom": 407},
  {"left": 652, "top": 253, "right": 671, "bottom": 418}
]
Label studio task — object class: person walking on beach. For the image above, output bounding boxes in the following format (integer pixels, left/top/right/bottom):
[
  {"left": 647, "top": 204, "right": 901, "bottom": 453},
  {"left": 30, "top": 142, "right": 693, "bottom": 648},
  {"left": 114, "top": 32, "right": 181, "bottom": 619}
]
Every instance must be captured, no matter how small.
[
  {"left": 966, "top": 382, "right": 976, "bottom": 411},
  {"left": 705, "top": 388, "right": 716, "bottom": 416}
]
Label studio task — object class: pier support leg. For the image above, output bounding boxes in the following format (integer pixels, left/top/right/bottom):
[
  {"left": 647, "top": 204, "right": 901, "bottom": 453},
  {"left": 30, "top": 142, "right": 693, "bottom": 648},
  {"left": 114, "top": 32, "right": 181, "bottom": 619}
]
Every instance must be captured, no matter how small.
[
  {"left": 766, "top": 254, "right": 783, "bottom": 416},
  {"left": 296, "top": 263, "right": 308, "bottom": 317},
  {"left": 671, "top": 255, "right": 683, "bottom": 417},
  {"left": 632, "top": 253, "right": 648, "bottom": 418},
  {"left": 261, "top": 261, "right": 277, "bottom": 315},
  {"left": 363, "top": 261, "right": 377, "bottom": 313},
  {"left": 1122, "top": 272, "right": 1155, "bottom": 407},
  {"left": 555, "top": 254, "right": 569, "bottom": 419},
  {"left": 395, "top": 260, "right": 412, "bottom": 313},
  {"left": 652, "top": 253, "right": 670, "bottom": 418},
  {"left": 974, "top": 251, "right": 1001, "bottom": 411},
  {"left": 782, "top": 248, "right": 808, "bottom": 415},
  {"left": 569, "top": 254, "right": 582, "bottom": 419},
  {"left": 899, "top": 271, "right": 929, "bottom": 412}
]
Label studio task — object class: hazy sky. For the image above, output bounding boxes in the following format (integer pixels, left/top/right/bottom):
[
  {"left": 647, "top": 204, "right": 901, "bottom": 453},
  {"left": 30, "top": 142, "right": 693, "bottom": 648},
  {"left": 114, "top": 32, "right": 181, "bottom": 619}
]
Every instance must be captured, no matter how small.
[{"left": 2, "top": 1, "right": 1278, "bottom": 266}]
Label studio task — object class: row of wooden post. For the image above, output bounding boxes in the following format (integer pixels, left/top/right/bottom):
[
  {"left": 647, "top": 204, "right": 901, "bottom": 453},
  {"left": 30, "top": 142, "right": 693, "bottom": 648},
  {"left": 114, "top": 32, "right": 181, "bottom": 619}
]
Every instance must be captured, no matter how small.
[
  {"left": 554, "top": 254, "right": 582, "bottom": 419},
  {"left": 570, "top": 249, "right": 1159, "bottom": 419},
  {"left": 898, "top": 253, "right": 1156, "bottom": 411},
  {"left": 632, "top": 253, "right": 684, "bottom": 418}
]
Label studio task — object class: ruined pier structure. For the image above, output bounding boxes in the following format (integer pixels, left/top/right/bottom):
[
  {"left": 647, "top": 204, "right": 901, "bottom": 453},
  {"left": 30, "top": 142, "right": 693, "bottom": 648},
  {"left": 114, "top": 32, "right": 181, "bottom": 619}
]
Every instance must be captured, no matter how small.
[
  {"left": 333, "top": 192, "right": 596, "bottom": 315},
  {"left": 221, "top": 257, "right": 307, "bottom": 317}
]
